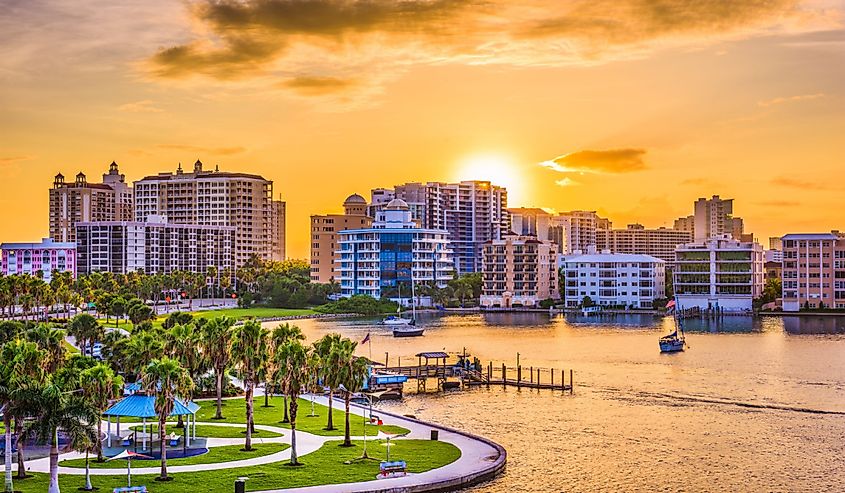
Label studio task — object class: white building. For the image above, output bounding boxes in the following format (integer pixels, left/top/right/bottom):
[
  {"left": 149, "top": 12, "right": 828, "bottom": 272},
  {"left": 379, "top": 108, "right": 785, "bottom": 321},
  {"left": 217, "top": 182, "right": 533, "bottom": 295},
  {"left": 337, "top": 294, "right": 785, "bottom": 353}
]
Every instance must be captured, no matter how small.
[
  {"left": 337, "top": 199, "right": 453, "bottom": 304},
  {"left": 75, "top": 215, "right": 235, "bottom": 276},
  {"left": 673, "top": 236, "right": 764, "bottom": 312},
  {"left": 1, "top": 238, "right": 76, "bottom": 282},
  {"left": 551, "top": 211, "right": 611, "bottom": 255},
  {"left": 559, "top": 251, "right": 665, "bottom": 309}
]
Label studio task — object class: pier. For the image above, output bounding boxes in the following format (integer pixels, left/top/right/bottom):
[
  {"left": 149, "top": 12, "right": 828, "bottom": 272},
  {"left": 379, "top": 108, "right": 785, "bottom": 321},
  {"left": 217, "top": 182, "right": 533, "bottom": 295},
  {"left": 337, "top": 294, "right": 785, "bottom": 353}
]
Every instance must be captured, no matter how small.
[{"left": 380, "top": 351, "right": 574, "bottom": 394}]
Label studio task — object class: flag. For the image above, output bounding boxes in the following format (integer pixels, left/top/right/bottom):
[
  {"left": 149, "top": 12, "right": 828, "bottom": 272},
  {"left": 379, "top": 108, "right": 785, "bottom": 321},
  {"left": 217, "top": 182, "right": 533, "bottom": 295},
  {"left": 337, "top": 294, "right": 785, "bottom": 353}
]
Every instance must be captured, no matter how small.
[{"left": 361, "top": 332, "right": 371, "bottom": 344}]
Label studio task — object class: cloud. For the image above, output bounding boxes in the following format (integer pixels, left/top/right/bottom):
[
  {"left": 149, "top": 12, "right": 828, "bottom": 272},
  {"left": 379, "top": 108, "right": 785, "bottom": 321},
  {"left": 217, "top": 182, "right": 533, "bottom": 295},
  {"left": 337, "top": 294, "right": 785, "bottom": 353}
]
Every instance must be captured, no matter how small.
[
  {"left": 770, "top": 176, "right": 833, "bottom": 190},
  {"left": 157, "top": 144, "right": 246, "bottom": 155},
  {"left": 0, "top": 155, "right": 34, "bottom": 165},
  {"left": 555, "top": 177, "right": 579, "bottom": 187},
  {"left": 540, "top": 148, "right": 647, "bottom": 174},
  {"left": 118, "top": 100, "right": 165, "bottom": 113},
  {"left": 144, "top": 0, "right": 834, "bottom": 102},
  {"left": 757, "top": 93, "right": 825, "bottom": 107},
  {"left": 280, "top": 76, "right": 357, "bottom": 96},
  {"left": 757, "top": 200, "right": 800, "bottom": 207}
]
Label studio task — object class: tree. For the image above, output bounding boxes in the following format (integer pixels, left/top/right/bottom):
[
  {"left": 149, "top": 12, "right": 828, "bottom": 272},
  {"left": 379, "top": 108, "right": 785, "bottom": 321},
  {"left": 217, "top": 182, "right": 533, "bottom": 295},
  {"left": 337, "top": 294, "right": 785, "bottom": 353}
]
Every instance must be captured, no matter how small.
[
  {"left": 80, "top": 364, "right": 123, "bottom": 462},
  {"left": 0, "top": 340, "right": 46, "bottom": 493},
  {"left": 268, "top": 323, "right": 304, "bottom": 419},
  {"left": 581, "top": 296, "right": 595, "bottom": 308},
  {"left": 128, "top": 302, "right": 154, "bottom": 325},
  {"left": 68, "top": 313, "right": 100, "bottom": 356},
  {"left": 126, "top": 332, "right": 165, "bottom": 380},
  {"left": 275, "top": 339, "right": 310, "bottom": 465},
  {"left": 312, "top": 333, "right": 341, "bottom": 431},
  {"left": 142, "top": 358, "right": 193, "bottom": 481},
  {"left": 200, "top": 316, "right": 235, "bottom": 420},
  {"left": 334, "top": 339, "right": 367, "bottom": 447},
  {"left": 0, "top": 321, "right": 24, "bottom": 346},
  {"left": 26, "top": 324, "right": 67, "bottom": 373},
  {"left": 230, "top": 320, "right": 268, "bottom": 451}
]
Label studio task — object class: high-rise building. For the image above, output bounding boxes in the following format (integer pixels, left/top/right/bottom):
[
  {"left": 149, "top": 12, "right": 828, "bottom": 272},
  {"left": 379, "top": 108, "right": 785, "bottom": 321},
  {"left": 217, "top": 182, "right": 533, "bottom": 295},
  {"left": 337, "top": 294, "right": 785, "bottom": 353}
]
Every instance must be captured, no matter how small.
[
  {"left": 691, "top": 195, "right": 744, "bottom": 241},
  {"left": 596, "top": 224, "right": 693, "bottom": 263},
  {"left": 75, "top": 215, "right": 235, "bottom": 276},
  {"left": 480, "top": 235, "right": 559, "bottom": 308},
  {"left": 559, "top": 252, "right": 665, "bottom": 309},
  {"left": 673, "top": 236, "right": 764, "bottom": 312},
  {"left": 337, "top": 199, "right": 453, "bottom": 303},
  {"left": 551, "top": 211, "right": 611, "bottom": 254},
  {"left": 310, "top": 194, "right": 373, "bottom": 283},
  {"left": 134, "top": 160, "right": 274, "bottom": 267},
  {"left": 508, "top": 208, "right": 553, "bottom": 240},
  {"left": 369, "top": 181, "right": 508, "bottom": 273},
  {"left": 674, "top": 215, "right": 695, "bottom": 236},
  {"left": 1, "top": 238, "right": 76, "bottom": 282},
  {"left": 49, "top": 162, "right": 133, "bottom": 242},
  {"left": 271, "top": 198, "right": 286, "bottom": 261},
  {"left": 780, "top": 232, "right": 845, "bottom": 311}
]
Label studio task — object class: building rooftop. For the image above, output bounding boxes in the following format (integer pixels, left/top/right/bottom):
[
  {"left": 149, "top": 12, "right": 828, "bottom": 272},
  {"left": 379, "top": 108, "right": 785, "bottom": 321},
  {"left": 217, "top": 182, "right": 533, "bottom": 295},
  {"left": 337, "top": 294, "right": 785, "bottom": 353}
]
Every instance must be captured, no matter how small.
[
  {"left": 781, "top": 233, "right": 839, "bottom": 240},
  {"left": 344, "top": 193, "right": 367, "bottom": 204},
  {"left": 562, "top": 253, "right": 665, "bottom": 263},
  {"left": 1, "top": 238, "right": 76, "bottom": 249}
]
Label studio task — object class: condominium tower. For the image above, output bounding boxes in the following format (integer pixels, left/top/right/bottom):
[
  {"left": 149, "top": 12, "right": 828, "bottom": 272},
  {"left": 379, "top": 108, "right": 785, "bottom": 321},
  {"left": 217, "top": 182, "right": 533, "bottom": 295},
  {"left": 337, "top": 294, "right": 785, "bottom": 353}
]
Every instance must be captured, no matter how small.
[
  {"left": 560, "top": 251, "right": 666, "bottom": 309},
  {"left": 1, "top": 238, "right": 77, "bottom": 282},
  {"left": 49, "top": 162, "right": 133, "bottom": 242},
  {"left": 676, "top": 195, "right": 744, "bottom": 241},
  {"left": 310, "top": 194, "right": 373, "bottom": 283},
  {"left": 480, "top": 235, "right": 559, "bottom": 308},
  {"left": 596, "top": 224, "right": 693, "bottom": 263},
  {"left": 781, "top": 232, "right": 845, "bottom": 311},
  {"left": 134, "top": 160, "right": 281, "bottom": 267}
]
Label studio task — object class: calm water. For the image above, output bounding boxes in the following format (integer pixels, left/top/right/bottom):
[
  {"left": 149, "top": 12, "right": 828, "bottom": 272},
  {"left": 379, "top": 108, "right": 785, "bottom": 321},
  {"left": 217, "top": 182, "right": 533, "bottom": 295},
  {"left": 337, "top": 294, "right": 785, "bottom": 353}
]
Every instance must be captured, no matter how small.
[{"left": 282, "top": 313, "right": 845, "bottom": 492}]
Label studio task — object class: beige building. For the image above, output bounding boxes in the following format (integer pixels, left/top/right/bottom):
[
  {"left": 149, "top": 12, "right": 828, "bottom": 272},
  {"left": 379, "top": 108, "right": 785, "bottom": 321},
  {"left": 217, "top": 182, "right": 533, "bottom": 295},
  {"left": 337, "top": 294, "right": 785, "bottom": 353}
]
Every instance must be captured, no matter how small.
[
  {"left": 134, "top": 160, "right": 275, "bottom": 267},
  {"left": 310, "top": 194, "right": 372, "bottom": 283},
  {"left": 271, "top": 198, "right": 286, "bottom": 261},
  {"left": 49, "top": 162, "right": 133, "bottom": 242},
  {"left": 781, "top": 232, "right": 845, "bottom": 311},
  {"left": 480, "top": 235, "right": 559, "bottom": 308},
  {"left": 597, "top": 224, "right": 693, "bottom": 263},
  {"left": 552, "top": 210, "right": 611, "bottom": 255},
  {"left": 674, "top": 215, "right": 695, "bottom": 235}
]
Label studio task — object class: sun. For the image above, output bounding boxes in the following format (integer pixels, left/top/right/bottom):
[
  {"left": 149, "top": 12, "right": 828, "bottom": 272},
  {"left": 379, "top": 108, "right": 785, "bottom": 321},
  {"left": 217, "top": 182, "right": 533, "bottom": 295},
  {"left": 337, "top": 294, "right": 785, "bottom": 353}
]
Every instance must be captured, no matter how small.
[{"left": 455, "top": 154, "right": 523, "bottom": 203}]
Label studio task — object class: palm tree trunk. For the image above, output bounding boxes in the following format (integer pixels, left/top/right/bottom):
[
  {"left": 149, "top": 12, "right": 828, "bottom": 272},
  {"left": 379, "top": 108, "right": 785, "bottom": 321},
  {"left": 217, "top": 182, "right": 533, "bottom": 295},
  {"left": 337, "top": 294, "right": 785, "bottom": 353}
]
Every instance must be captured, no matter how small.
[
  {"left": 325, "top": 392, "right": 334, "bottom": 431},
  {"left": 342, "top": 394, "right": 352, "bottom": 447},
  {"left": 282, "top": 395, "right": 289, "bottom": 423},
  {"left": 244, "top": 382, "right": 254, "bottom": 451},
  {"left": 3, "top": 414, "right": 13, "bottom": 493},
  {"left": 263, "top": 383, "right": 269, "bottom": 408},
  {"left": 214, "top": 369, "right": 224, "bottom": 419},
  {"left": 15, "top": 420, "right": 25, "bottom": 479},
  {"left": 289, "top": 398, "right": 299, "bottom": 465},
  {"left": 48, "top": 427, "right": 60, "bottom": 493},
  {"left": 96, "top": 416, "right": 104, "bottom": 462},
  {"left": 84, "top": 450, "right": 92, "bottom": 490},
  {"left": 159, "top": 418, "right": 167, "bottom": 480}
]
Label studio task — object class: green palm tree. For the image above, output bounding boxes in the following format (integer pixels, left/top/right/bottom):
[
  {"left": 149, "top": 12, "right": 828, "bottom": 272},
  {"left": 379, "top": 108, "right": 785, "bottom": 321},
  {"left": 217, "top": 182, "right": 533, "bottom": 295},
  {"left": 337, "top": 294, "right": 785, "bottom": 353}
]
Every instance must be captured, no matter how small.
[
  {"left": 26, "top": 324, "right": 67, "bottom": 373},
  {"left": 275, "top": 339, "right": 310, "bottom": 465},
  {"left": 312, "top": 333, "right": 341, "bottom": 431},
  {"left": 335, "top": 339, "right": 368, "bottom": 447},
  {"left": 142, "top": 358, "right": 194, "bottom": 481},
  {"left": 126, "top": 332, "right": 164, "bottom": 380},
  {"left": 0, "top": 340, "right": 46, "bottom": 493},
  {"left": 80, "top": 363, "right": 123, "bottom": 462},
  {"left": 67, "top": 313, "right": 100, "bottom": 356},
  {"left": 268, "top": 323, "right": 304, "bottom": 419},
  {"left": 200, "top": 316, "right": 235, "bottom": 420},
  {"left": 230, "top": 320, "right": 268, "bottom": 451}
]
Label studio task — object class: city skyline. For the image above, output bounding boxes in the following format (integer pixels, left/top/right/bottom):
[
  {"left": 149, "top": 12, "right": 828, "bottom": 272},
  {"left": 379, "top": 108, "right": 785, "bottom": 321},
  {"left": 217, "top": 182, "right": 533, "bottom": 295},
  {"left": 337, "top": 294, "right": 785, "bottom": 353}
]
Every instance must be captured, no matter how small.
[{"left": 2, "top": 0, "right": 844, "bottom": 258}]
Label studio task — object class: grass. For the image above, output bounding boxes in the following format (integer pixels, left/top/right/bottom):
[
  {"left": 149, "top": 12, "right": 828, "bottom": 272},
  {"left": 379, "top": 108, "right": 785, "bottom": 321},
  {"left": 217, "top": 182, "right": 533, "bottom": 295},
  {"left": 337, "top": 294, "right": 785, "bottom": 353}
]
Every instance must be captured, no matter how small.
[
  {"left": 188, "top": 307, "right": 318, "bottom": 320},
  {"left": 194, "top": 396, "right": 409, "bottom": 437},
  {"left": 128, "top": 423, "right": 283, "bottom": 439},
  {"left": 59, "top": 443, "right": 289, "bottom": 469},
  {"left": 15, "top": 439, "right": 460, "bottom": 492}
]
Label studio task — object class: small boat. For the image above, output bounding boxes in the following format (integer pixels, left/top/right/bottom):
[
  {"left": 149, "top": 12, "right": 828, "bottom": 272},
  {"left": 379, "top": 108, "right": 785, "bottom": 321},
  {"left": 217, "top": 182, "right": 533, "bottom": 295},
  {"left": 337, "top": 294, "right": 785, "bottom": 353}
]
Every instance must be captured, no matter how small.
[
  {"left": 582, "top": 306, "right": 602, "bottom": 316},
  {"left": 382, "top": 315, "right": 413, "bottom": 326},
  {"left": 392, "top": 326, "right": 425, "bottom": 337},
  {"left": 659, "top": 300, "right": 686, "bottom": 353}
]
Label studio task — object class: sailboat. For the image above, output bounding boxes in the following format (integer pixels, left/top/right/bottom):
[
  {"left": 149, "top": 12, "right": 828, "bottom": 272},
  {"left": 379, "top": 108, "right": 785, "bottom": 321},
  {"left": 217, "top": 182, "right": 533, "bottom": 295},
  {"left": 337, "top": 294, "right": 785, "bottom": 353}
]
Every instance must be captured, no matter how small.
[
  {"left": 382, "top": 282, "right": 414, "bottom": 326},
  {"left": 659, "top": 299, "right": 686, "bottom": 353},
  {"left": 390, "top": 274, "right": 424, "bottom": 337}
]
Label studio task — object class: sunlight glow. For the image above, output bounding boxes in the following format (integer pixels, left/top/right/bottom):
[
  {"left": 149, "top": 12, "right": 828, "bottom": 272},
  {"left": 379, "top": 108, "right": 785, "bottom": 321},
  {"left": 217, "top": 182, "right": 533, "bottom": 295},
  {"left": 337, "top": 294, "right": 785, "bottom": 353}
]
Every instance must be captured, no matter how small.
[{"left": 456, "top": 154, "right": 523, "bottom": 203}]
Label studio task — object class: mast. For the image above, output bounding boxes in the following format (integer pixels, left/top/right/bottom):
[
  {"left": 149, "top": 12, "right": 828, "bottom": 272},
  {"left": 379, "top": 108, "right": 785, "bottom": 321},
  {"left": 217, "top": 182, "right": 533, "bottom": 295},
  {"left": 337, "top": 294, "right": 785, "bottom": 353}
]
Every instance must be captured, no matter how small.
[{"left": 410, "top": 267, "right": 416, "bottom": 322}]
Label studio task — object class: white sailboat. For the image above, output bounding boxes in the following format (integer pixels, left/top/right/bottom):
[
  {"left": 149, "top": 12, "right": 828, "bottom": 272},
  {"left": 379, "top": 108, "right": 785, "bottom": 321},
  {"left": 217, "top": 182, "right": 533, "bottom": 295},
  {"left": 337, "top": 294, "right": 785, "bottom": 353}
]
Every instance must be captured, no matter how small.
[
  {"left": 389, "top": 272, "right": 424, "bottom": 337},
  {"left": 382, "top": 281, "right": 414, "bottom": 326}
]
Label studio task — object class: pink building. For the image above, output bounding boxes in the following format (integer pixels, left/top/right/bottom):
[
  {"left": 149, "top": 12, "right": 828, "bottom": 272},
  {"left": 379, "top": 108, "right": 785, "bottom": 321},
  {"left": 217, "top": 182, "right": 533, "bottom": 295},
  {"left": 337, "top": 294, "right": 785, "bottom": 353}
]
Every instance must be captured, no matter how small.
[
  {"left": 781, "top": 232, "right": 845, "bottom": 311},
  {"left": 1, "top": 238, "right": 77, "bottom": 282}
]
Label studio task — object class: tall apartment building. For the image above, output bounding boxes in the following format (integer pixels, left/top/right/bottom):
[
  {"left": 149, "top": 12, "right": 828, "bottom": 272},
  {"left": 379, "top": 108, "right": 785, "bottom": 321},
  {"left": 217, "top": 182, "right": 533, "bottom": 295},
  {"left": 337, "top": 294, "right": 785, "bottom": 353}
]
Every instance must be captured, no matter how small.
[
  {"left": 552, "top": 211, "right": 611, "bottom": 255},
  {"left": 781, "top": 232, "right": 845, "bottom": 311},
  {"left": 49, "top": 162, "right": 133, "bottom": 242},
  {"left": 76, "top": 216, "right": 235, "bottom": 276},
  {"left": 271, "top": 198, "right": 286, "bottom": 261},
  {"left": 674, "top": 215, "right": 695, "bottom": 236},
  {"left": 509, "top": 208, "right": 553, "bottom": 240},
  {"left": 480, "top": 235, "right": 559, "bottom": 308},
  {"left": 310, "top": 194, "right": 373, "bottom": 283},
  {"left": 337, "top": 199, "right": 453, "bottom": 303},
  {"left": 680, "top": 195, "right": 744, "bottom": 241},
  {"left": 1, "top": 238, "right": 76, "bottom": 282},
  {"left": 596, "top": 224, "right": 693, "bottom": 263},
  {"left": 370, "top": 181, "right": 508, "bottom": 273},
  {"left": 134, "top": 160, "right": 276, "bottom": 267},
  {"left": 559, "top": 252, "right": 665, "bottom": 309},
  {"left": 673, "top": 236, "right": 764, "bottom": 312}
]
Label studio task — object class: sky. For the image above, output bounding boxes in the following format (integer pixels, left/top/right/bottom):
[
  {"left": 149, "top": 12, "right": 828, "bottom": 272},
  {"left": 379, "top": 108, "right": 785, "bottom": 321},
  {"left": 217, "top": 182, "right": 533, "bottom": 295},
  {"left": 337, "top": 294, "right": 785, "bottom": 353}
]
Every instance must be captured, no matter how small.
[{"left": 1, "top": 0, "right": 843, "bottom": 258}]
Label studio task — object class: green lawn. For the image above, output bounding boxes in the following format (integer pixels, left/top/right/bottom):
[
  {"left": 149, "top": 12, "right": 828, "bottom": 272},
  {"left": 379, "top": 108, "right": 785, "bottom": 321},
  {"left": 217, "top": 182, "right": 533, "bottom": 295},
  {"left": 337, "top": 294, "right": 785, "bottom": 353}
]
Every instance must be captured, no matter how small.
[
  {"left": 129, "top": 423, "right": 283, "bottom": 439},
  {"left": 60, "top": 443, "right": 288, "bottom": 469},
  {"left": 194, "top": 396, "right": 409, "bottom": 437},
  {"left": 15, "top": 439, "right": 460, "bottom": 492},
  {"left": 189, "top": 307, "right": 317, "bottom": 320}
]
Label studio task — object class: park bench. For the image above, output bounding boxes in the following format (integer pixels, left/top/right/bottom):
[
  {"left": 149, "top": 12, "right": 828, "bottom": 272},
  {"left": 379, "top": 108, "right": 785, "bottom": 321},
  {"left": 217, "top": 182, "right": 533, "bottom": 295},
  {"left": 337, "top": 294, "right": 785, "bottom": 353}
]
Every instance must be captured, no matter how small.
[
  {"left": 379, "top": 460, "right": 407, "bottom": 477},
  {"left": 168, "top": 433, "right": 182, "bottom": 446},
  {"left": 121, "top": 432, "right": 135, "bottom": 446}
]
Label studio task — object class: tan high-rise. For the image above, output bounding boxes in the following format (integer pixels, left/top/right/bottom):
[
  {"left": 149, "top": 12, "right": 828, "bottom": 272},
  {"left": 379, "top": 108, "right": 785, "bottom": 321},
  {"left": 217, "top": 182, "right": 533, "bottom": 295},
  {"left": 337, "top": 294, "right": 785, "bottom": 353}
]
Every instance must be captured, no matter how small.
[
  {"left": 310, "top": 194, "right": 372, "bottom": 283},
  {"left": 480, "top": 235, "right": 559, "bottom": 308},
  {"left": 134, "top": 160, "right": 275, "bottom": 267},
  {"left": 271, "top": 198, "right": 286, "bottom": 261}
]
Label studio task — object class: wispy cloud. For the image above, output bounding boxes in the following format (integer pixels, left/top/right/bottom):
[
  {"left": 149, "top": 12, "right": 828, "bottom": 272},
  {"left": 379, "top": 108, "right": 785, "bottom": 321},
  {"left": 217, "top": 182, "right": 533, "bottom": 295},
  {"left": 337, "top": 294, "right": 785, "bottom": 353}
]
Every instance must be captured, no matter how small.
[
  {"left": 757, "top": 93, "right": 825, "bottom": 107},
  {"left": 770, "top": 176, "right": 834, "bottom": 190},
  {"left": 280, "top": 76, "right": 357, "bottom": 96},
  {"left": 118, "top": 100, "right": 165, "bottom": 113},
  {"left": 555, "top": 177, "right": 579, "bottom": 187},
  {"left": 540, "top": 149, "right": 647, "bottom": 174},
  {"left": 157, "top": 144, "right": 246, "bottom": 155},
  {"left": 0, "top": 155, "right": 34, "bottom": 165},
  {"left": 756, "top": 200, "right": 800, "bottom": 207}
]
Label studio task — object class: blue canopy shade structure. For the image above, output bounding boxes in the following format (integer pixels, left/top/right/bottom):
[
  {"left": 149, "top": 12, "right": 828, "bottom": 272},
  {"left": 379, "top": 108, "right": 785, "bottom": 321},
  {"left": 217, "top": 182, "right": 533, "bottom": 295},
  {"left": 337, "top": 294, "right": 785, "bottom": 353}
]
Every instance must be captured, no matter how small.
[{"left": 104, "top": 394, "right": 196, "bottom": 418}]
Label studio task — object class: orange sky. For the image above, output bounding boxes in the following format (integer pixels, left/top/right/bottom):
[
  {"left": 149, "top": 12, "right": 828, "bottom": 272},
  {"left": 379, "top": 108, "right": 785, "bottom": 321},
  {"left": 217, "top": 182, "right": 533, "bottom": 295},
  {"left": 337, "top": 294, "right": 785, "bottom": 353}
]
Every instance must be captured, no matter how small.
[{"left": 1, "top": 0, "right": 844, "bottom": 258}]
